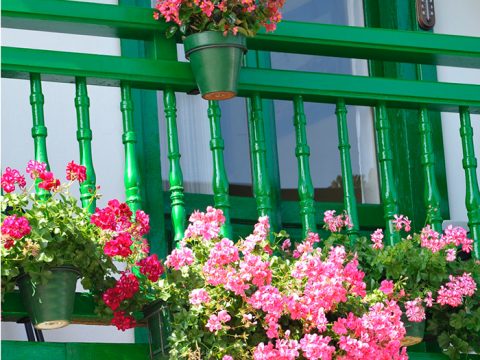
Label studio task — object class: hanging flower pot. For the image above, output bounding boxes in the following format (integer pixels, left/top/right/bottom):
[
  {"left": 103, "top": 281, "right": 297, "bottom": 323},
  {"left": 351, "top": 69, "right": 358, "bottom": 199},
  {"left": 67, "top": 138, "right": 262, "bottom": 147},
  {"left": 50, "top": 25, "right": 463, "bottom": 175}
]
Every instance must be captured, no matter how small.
[
  {"left": 184, "top": 31, "right": 247, "bottom": 101},
  {"left": 17, "top": 266, "right": 80, "bottom": 330},
  {"left": 401, "top": 318, "right": 426, "bottom": 346},
  {"left": 143, "top": 300, "right": 170, "bottom": 360}
]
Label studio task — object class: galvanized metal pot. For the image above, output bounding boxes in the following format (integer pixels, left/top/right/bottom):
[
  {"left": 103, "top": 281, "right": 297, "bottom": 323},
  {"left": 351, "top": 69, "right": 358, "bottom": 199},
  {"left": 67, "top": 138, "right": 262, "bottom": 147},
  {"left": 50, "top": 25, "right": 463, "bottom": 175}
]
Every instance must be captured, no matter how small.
[
  {"left": 17, "top": 266, "right": 80, "bottom": 330},
  {"left": 184, "top": 31, "right": 247, "bottom": 101}
]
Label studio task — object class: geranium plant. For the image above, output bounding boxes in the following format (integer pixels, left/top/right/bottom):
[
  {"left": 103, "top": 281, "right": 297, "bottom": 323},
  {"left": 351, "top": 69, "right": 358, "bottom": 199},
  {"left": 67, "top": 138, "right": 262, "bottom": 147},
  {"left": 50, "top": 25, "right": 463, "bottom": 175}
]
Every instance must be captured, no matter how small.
[
  {"left": 158, "top": 207, "right": 409, "bottom": 359},
  {"left": 1, "top": 161, "right": 114, "bottom": 299},
  {"left": 1, "top": 161, "right": 164, "bottom": 329},
  {"left": 154, "top": 0, "right": 286, "bottom": 38},
  {"left": 322, "top": 211, "right": 479, "bottom": 358}
]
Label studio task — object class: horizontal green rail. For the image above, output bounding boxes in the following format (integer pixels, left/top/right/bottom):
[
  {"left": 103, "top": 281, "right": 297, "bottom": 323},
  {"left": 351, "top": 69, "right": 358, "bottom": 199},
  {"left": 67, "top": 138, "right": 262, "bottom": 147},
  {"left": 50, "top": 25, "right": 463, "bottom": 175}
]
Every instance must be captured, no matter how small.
[
  {"left": 2, "top": 341, "right": 154, "bottom": 360},
  {"left": 3, "top": 341, "right": 480, "bottom": 360},
  {"left": 3, "top": 47, "right": 480, "bottom": 113},
  {"left": 3, "top": 0, "right": 480, "bottom": 68}
]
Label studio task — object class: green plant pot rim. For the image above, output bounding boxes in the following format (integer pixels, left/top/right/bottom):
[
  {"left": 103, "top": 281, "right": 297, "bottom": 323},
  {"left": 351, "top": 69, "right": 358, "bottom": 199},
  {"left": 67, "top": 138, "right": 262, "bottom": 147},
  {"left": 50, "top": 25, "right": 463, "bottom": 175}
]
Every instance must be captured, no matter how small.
[
  {"left": 184, "top": 31, "right": 247, "bottom": 59},
  {"left": 16, "top": 265, "right": 81, "bottom": 282}
]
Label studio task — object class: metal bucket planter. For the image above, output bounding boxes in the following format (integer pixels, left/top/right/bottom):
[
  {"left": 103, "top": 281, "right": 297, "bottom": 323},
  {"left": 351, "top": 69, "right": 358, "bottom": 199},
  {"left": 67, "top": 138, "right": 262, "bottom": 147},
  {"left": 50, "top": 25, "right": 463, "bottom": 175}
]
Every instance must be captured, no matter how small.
[
  {"left": 184, "top": 31, "right": 247, "bottom": 101},
  {"left": 143, "top": 300, "right": 170, "bottom": 360},
  {"left": 401, "top": 318, "right": 426, "bottom": 346},
  {"left": 17, "top": 266, "right": 80, "bottom": 330}
]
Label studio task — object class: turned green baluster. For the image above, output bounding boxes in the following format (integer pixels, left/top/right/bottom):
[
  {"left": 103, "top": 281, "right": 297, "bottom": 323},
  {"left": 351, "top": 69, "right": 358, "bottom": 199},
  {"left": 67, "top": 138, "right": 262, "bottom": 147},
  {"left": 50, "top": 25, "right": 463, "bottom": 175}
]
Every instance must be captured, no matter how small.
[
  {"left": 374, "top": 103, "right": 400, "bottom": 245},
  {"left": 207, "top": 101, "right": 233, "bottom": 239},
  {"left": 74, "top": 77, "right": 96, "bottom": 213},
  {"left": 247, "top": 94, "right": 273, "bottom": 222},
  {"left": 292, "top": 96, "right": 316, "bottom": 238},
  {"left": 459, "top": 107, "right": 480, "bottom": 258},
  {"left": 29, "top": 73, "right": 50, "bottom": 199},
  {"left": 335, "top": 99, "right": 359, "bottom": 241},
  {"left": 120, "top": 83, "right": 142, "bottom": 213},
  {"left": 163, "top": 89, "right": 185, "bottom": 246},
  {"left": 418, "top": 106, "right": 443, "bottom": 232}
]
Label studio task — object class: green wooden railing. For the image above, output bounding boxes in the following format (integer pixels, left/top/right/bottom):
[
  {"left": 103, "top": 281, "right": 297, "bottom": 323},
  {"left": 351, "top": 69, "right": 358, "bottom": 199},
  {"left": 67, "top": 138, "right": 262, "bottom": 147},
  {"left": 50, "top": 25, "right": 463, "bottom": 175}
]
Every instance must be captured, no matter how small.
[{"left": 2, "top": 0, "right": 480, "bottom": 347}]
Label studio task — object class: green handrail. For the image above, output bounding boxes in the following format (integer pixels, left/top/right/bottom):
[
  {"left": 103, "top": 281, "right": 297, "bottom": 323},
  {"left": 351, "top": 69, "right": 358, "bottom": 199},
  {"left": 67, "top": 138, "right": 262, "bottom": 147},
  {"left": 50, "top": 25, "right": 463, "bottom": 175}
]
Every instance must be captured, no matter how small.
[
  {"left": 418, "top": 106, "right": 443, "bottom": 232},
  {"left": 459, "top": 107, "right": 480, "bottom": 258},
  {"left": 74, "top": 77, "right": 96, "bottom": 213},
  {"left": 163, "top": 89, "right": 185, "bottom": 246},
  {"left": 292, "top": 96, "right": 316, "bottom": 238},
  {"left": 248, "top": 94, "right": 273, "bottom": 222},
  {"left": 207, "top": 101, "right": 233, "bottom": 239},
  {"left": 29, "top": 73, "right": 50, "bottom": 200},
  {"left": 335, "top": 100, "right": 359, "bottom": 242},
  {"left": 120, "top": 83, "right": 142, "bottom": 213},
  {"left": 374, "top": 103, "right": 400, "bottom": 245}
]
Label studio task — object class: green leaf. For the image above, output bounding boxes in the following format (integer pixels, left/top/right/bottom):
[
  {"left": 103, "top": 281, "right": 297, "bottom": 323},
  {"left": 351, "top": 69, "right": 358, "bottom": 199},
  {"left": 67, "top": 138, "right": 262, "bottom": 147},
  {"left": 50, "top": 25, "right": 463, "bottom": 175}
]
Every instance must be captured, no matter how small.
[{"left": 166, "top": 25, "right": 178, "bottom": 39}]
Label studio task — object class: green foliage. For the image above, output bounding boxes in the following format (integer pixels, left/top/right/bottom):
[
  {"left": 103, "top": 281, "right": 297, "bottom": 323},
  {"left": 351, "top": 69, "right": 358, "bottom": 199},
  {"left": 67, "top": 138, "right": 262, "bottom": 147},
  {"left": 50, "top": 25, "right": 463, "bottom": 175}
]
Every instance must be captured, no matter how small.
[{"left": 1, "top": 183, "right": 117, "bottom": 314}]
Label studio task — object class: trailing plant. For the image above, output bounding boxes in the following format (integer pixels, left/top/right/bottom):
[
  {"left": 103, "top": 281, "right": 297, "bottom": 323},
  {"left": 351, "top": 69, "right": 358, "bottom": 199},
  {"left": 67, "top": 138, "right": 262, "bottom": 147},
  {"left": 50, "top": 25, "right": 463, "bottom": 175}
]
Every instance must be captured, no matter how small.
[
  {"left": 158, "top": 207, "right": 408, "bottom": 359},
  {"left": 322, "top": 211, "right": 479, "bottom": 358},
  {"left": 153, "top": 0, "right": 286, "bottom": 38},
  {"left": 1, "top": 161, "right": 163, "bottom": 327}
]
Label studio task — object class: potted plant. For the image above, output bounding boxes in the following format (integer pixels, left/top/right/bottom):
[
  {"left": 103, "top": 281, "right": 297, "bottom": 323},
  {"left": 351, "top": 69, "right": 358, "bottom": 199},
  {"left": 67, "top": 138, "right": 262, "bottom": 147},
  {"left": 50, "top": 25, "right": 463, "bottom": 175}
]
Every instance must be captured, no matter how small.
[
  {"left": 1, "top": 160, "right": 117, "bottom": 329},
  {"left": 1, "top": 161, "right": 165, "bottom": 331},
  {"left": 153, "top": 0, "right": 286, "bottom": 100},
  {"left": 322, "top": 211, "right": 479, "bottom": 355},
  {"left": 153, "top": 207, "right": 409, "bottom": 359}
]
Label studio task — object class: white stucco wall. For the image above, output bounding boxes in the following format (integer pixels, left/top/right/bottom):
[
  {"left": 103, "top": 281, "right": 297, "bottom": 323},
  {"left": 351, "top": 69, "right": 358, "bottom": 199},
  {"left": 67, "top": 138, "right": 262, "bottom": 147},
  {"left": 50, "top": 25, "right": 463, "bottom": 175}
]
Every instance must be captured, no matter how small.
[{"left": 435, "top": 0, "right": 480, "bottom": 224}]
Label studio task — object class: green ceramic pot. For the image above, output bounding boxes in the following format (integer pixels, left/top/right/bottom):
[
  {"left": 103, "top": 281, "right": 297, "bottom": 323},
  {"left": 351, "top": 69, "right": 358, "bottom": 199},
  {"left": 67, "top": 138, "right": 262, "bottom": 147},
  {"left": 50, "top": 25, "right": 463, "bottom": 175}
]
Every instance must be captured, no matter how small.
[
  {"left": 184, "top": 31, "right": 247, "bottom": 101},
  {"left": 401, "top": 318, "right": 426, "bottom": 346},
  {"left": 18, "top": 266, "right": 80, "bottom": 330},
  {"left": 143, "top": 301, "right": 170, "bottom": 360}
]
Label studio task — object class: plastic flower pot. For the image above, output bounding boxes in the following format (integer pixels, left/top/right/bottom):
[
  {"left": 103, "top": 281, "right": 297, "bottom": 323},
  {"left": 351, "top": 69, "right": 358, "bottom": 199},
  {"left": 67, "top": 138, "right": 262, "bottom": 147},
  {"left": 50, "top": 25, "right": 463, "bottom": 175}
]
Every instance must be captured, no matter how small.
[
  {"left": 17, "top": 266, "right": 80, "bottom": 330},
  {"left": 143, "top": 301, "right": 170, "bottom": 360},
  {"left": 401, "top": 318, "right": 426, "bottom": 346},
  {"left": 184, "top": 31, "right": 247, "bottom": 101}
]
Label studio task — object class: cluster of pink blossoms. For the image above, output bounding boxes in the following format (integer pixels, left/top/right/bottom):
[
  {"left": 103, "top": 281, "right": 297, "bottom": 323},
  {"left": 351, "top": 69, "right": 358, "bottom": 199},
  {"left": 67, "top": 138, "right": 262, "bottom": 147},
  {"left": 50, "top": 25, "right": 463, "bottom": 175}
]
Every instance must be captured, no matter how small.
[
  {"left": 404, "top": 298, "right": 426, "bottom": 322},
  {"left": 1, "top": 215, "right": 31, "bottom": 249},
  {"left": 370, "top": 228, "right": 384, "bottom": 249},
  {"left": 323, "top": 210, "right": 353, "bottom": 233},
  {"left": 184, "top": 206, "right": 225, "bottom": 241},
  {"left": 436, "top": 273, "right": 477, "bottom": 307},
  {"left": 392, "top": 214, "right": 412, "bottom": 232},
  {"left": 154, "top": 0, "right": 285, "bottom": 34},
  {"left": 168, "top": 207, "right": 409, "bottom": 359},
  {"left": 420, "top": 225, "right": 473, "bottom": 255},
  {"left": 1, "top": 160, "right": 80, "bottom": 194}
]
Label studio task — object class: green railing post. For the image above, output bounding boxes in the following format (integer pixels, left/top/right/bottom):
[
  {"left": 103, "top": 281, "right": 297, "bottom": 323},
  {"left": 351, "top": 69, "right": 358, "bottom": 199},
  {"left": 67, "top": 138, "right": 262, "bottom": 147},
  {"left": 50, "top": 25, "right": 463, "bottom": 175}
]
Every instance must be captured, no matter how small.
[
  {"left": 418, "top": 106, "right": 443, "bottom": 232},
  {"left": 459, "top": 107, "right": 480, "bottom": 258},
  {"left": 74, "top": 77, "right": 96, "bottom": 213},
  {"left": 335, "top": 99, "right": 359, "bottom": 241},
  {"left": 120, "top": 83, "right": 142, "bottom": 213},
  {"left": 374, "top": 103, "right": 400, "bottom": 245},
  {"left": 29, "top": 73, "right": 50, "bottom": 199},
  {"left": 207, "top": 101, "right": 233, "bottom": 239},
  {"left": 247, "top": 94, "right": 273, "bottom": 223},
  {"left": 163, "top": 89, "right": 185, "bottom": 246},
  {"left": 292, "top": 96, "right": 316, "bottom": 238}
]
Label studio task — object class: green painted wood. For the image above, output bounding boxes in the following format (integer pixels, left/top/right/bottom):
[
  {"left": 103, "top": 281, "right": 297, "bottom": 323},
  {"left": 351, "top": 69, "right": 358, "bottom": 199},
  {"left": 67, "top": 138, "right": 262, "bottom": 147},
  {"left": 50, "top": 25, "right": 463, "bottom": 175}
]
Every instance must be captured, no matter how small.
[
  {"left": 418, "top": 106, "right": 443, "bottom": 232},
  {"left": 120, "top": 82, "right": 142, "bottom": 213},
  {"left": 245, "top": 50, "right": 282, "bottom": 232},
  {"left": 74, "top": 77, "right": 96, "bottom": 213},
  {"left": 292, "top": 96, "right": 316, "bottom": 238},
  {"left": 335, "top": 100, "right": 360, "bottom": 241},
  {"left": 3, "top": 0, "right": 480, "bottom": 69},
  {"left": 207, "top": 101, "right": 233, "bottom": 239},
  {"left": 459, "top": 107, "right": 480, "bottom": 258},
  {"left": 29, "top": 73, "right": 50, "bottom": 199},
  {"left": 3, "top": 47, "right": 480, "bottom": 113},
  {"left": 247, "top": 94, "right": 273, "bottom": 222},
  {"left": 374, "top": 103, "right": 400, "bottom": 245},
  {"left": 163, "top": 89, "right": 185, "bottom": 246},
  {"left": 2, "top": 341, "right": 151, "bottom": 360}
]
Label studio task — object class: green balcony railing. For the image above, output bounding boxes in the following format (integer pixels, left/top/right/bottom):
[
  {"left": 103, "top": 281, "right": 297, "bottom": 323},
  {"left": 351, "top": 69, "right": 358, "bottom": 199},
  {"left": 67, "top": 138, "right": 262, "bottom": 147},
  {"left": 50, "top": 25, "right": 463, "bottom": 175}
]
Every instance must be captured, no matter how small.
[{"left": 2, "top": 1, "right": 480, "bottom": 357}]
